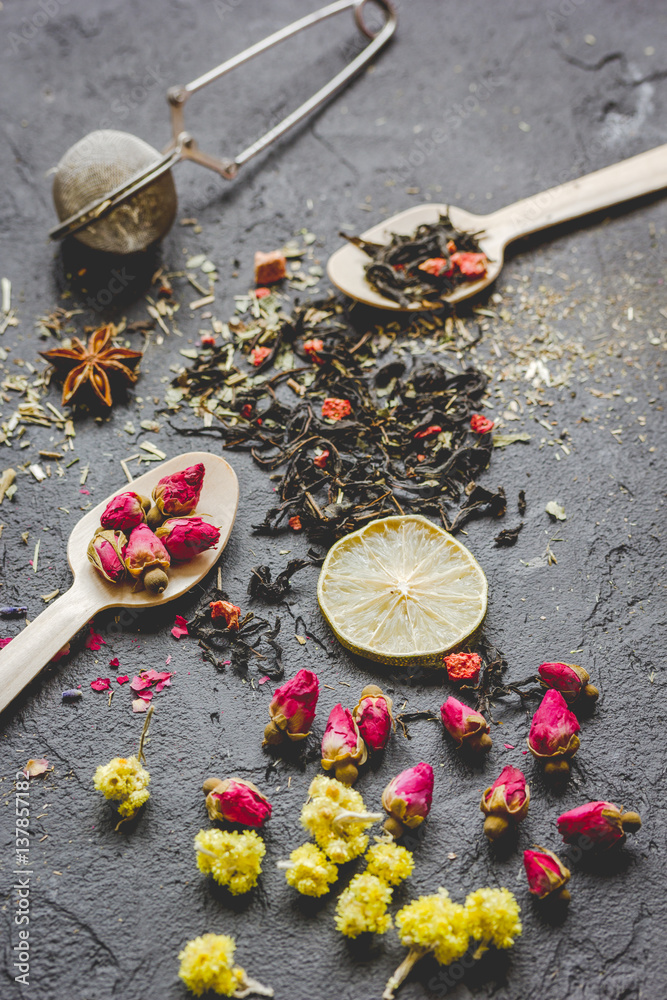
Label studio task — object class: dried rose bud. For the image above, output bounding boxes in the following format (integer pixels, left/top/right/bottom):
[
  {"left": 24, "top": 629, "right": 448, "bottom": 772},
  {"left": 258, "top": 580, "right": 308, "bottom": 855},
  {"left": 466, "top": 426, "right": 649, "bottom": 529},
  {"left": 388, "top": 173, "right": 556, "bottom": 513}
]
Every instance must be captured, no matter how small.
[
  {"left": 381, "top": 762, "right": 434, "bottom": 839},
  {"left": 156, "top": 516, "right": 220, "bottom": 561},
  {"left": 480, "top": 766, "right": 530, "bottom": 841},
  {"left": 538, "top": 661, "right": 599, "bottom": 704},
  {"left": 470, "top": 413, "right": 494, "bottom": 434},
  {"left": 352, "top": 684, "right": 394, "bottom": 752},
  {"left": 557, "top": 801, "right": 641, "bottom": 849},
  {"left": 210, "top": 600, "right": 241, "bottom": 630},
  {"left": 147, "top": 462, "right": 205, "bottom": 527},
  {"left": 264, "top": 668, "right": 319, "bottom": 746},
  {"left": 87, "top": 529, "right": 127, "bottom": 583},
  {"left": 440, "top": 696, "right": 492, "bottom": 752},
  {"left": 202, "top": 776, "right": 272, "bottom": 827},
  {"left": 321, "top": 704, "right": 367, "bottom": 785},
  {"left": 527, "top": 689, "right": 580, "bottom": 777},
  {"left": 523, "top": 847, "right": 571, "bottom": 901},
  {"left": 124, "top": 524, "right": 170, "bottom": 594},
  {"left": 444, "top": 652, "right": 482, "bottom": 684},
  {"left": 100, "top": 491, "right": 151, "bottom": 532}
]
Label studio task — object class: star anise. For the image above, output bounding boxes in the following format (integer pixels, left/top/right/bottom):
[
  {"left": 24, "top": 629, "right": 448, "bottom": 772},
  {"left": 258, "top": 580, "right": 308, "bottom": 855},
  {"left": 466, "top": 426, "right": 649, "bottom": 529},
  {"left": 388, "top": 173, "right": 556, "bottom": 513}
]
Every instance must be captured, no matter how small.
[{"left": 41, "top": 324, "right": 142, "bottom": 408}]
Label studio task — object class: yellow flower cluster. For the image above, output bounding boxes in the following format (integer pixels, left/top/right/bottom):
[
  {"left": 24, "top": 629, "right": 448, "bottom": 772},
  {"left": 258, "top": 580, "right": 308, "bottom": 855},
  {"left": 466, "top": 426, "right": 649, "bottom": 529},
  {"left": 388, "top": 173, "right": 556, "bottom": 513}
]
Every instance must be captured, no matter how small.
[
  {"left": 195, "top": 829, "right": 266, "bottom": 895},
  {"left": 93, "top": 756, "right": 150, "bottom": 820},
  {"left": 334, "top": 873, "right": 393, "bottom": 938},
  {"left": 396, "top": 888, "right": 469, "bottom": 966},
  {"left": 365, "top": 841, "right": 414, "bottom": 886},
  {"left": 300, "top": 775, "right": 375, "bottom": 863},
  {"left": 464, "top": 887, "right": 522, "bottom": 953},
  {"left": 177, "top": 933, "right": 245, "bottom": 997},
  {"left": 284, "top": 843, "right": 338, "bottom": 897}
]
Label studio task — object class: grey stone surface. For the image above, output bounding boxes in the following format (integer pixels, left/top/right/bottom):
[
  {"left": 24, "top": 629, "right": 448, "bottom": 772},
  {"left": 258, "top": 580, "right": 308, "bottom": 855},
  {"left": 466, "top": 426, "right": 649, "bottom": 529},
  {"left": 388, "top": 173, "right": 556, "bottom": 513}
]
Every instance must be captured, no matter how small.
[{"left": 0, "top": 1, "right": 666, "bottom": 998}]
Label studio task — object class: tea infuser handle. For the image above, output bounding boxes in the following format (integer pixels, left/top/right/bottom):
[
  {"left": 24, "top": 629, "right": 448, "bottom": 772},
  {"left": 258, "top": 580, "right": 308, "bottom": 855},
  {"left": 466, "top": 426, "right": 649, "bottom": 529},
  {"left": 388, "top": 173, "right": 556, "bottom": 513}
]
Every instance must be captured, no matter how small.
[
  {"left": 487, "top": 142, "right": 667, "bottom": 246},
  {"left": 166, "top": 0, "right": 397, "bottom": 179},
  {"left": 0, "top": 582, "right": 101, "bottom": 714}
]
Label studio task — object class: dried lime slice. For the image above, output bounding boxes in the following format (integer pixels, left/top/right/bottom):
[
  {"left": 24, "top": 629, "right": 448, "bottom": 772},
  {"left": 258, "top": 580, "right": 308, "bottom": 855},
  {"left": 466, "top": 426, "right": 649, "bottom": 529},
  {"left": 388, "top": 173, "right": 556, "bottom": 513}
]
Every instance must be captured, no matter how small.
[{"left": 317, "top": 514, "right": 487, "bottom": 667}]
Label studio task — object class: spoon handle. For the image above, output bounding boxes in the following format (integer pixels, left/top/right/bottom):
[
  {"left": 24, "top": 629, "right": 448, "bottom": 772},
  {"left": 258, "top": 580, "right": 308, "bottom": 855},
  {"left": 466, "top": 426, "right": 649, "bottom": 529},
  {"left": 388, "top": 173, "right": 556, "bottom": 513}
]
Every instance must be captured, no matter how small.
[
  {"left": 0, "top": 583, "right": 100, "bottom": 714},
  {"left": 487, "top": 143, "right": 667, "bottom": 245}
]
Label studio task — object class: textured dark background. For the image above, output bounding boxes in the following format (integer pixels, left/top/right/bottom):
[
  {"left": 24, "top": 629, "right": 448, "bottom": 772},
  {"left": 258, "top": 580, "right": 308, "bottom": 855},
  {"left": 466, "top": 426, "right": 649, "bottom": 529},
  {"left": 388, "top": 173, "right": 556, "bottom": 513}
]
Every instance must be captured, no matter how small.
[{"left": 1, "top": 1, "right": 666, "bottom": 998}]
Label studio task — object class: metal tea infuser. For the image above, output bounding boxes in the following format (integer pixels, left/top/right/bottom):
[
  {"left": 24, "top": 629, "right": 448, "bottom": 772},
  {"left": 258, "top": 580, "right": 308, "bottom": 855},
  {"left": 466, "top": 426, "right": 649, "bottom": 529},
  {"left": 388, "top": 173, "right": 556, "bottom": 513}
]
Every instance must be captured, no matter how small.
[{"left": 49, "top": 0, "right": 397, "bottom": 255}]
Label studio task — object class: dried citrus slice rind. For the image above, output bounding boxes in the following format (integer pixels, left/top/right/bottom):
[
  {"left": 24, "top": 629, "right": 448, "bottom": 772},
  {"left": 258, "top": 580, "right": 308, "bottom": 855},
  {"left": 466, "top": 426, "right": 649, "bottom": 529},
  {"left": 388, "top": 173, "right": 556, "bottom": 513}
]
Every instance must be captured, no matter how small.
[{"left": 317, "top": 514, "right": 487, "bottom": 667}]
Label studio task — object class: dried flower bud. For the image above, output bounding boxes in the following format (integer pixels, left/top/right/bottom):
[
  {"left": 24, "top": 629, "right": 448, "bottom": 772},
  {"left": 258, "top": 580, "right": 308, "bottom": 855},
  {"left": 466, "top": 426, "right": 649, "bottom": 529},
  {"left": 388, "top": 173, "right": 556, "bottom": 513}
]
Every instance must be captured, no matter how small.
[
  {"left": 124, "top": 524, "right": 170, "bottom": 594},
  {"left": 523, "top": 847, "right": 571, "bottom": 901},
  {"left": 156, "top": 516, "right": 220, "bottom": 561},
  {"left": 280, "top": 843, "right": 338, "bottom": 897},
  {"left": 443, "top": 652, "right": 482, "bottom": 684},
  {"left": 178, "top": 932, "right": 272, "bottom": 999},
  {"left": 382, "top": 762, "right": 434, "bottom": 839},
  {"left": 440, "top": 696, "right": 492, "bottom": 752},
  {"left": 87, "top": 529, "right": 127, "bottom": 583},
  {"left": 352, "top": 684, "right": 394, "bottom": 751},
  {"left": 527, "top": 689, "right": 580, "bottom": 776},
  {"left": 538, "top": 661, "right": 599, "bottom": 703},
  {"left": 148, "top": 462, "right": 205, "bottom": 526},
  {"left": 100, "top": 491, "right": 151, "bottom": 532},
  {"left": 321, "top": 704, "right": 367, "bottom": 785},
  {"left": 480, "top": 766, "right": 530, "bottom": 841},
  {"left": 210, "top": 600, "right": 241, "bottom": 630},
  {"left": 557, "top": 800, "right": 641, "bottom": 849},
  {"left": 203, "top": 776, "right": 272, "bottom": 827},
  {"left": 263, "top": 668, "right": 319, "bottom": 745}
]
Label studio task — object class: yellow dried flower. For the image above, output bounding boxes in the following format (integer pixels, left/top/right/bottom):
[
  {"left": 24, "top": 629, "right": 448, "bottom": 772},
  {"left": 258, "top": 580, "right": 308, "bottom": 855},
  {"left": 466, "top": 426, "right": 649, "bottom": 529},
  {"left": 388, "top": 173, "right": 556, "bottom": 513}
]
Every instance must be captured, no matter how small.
[
  {"left": 396, "top": 889, "right": 469, "bottom": 966},
  {"left": 464, "top": 887, "right": 522, "bottom": 955},
  {"left": 334, "top": 873, "right": 393, "bottom": 938},
  {"left": 178, "top": 933, "right": 244, "bottom": 997},
  {"left": 195, "top": 829, "right": 265, "bottom": 895},
  {"left": 300, "top": 774, "right": 381, "bottom": 863},
  {"left": 365, "top": 841, "right": 414, "bottom": 886},
  {"left": 93, "top": 756, "right": 150, "bottom": 821},
  {"left": 283, "top": 843, "right": 338, "bottom": 897},
  {"left": 177, "top": 933, "right": 273, "bottom": 997}
]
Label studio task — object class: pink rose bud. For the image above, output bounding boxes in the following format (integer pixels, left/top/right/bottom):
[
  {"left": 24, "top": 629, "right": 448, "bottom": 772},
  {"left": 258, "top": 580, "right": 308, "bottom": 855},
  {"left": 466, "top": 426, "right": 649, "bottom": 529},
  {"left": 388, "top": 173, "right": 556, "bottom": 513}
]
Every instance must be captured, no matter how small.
[
  {"left": 382, "top": 762, "right": 434, "bottom": 839},
  {"left": 202, "top": 776, "right": 272, "bottom": 827},
  {"left": 557, "top": 801, "right": 641, "bottom": 849},
  {"left": 352, "top": 684, "right": 394, "bottom": 752},
  {"left": 100, "top": 491, "right": 151, "bottom": 532},
  {"left": 156, "top": 516, "right": 220, "bottom": 561},
  {"left": 523, "top": 847, "right": 571, "bottom": 901},
  {"left": 264, "top": 668, "right": 319, "bottom": 746},
  {"left": 87, "top": 529, "right": 127, "bottom": 583},
  {"left": 124, "top": 524, "right": 171, "bottom": 594},
  {"left": 480, "top": 766, "right": 530, "bottom": 841},
  {"left": 148, "top": 462, "right": 205, "bottom": 526},
  {"left": 321, "top": 704, "right": 367, "bottom": 785},
  {"left": 440, "top": 696, "right": 492, "bottom": 752},
  {"left": 538, "top": 661, "right": 599, "bottom": 703},
  {"left": 527, "top": 689, "right": 580, "bottom": 777},
  {"left": 210, "top": 600, "right": 241, "bottom": 630}
]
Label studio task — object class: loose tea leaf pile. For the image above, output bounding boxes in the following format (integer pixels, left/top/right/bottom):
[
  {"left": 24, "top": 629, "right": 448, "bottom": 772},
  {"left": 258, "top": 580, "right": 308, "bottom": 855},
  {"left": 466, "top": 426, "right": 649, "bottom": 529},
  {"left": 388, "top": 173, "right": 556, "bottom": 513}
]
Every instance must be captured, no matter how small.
[
  {"left": 172, "top": 296, "right": 503, "bottom": 546},
  {"left": 342, "top": 213, "right": 488, "bottom": 308}
]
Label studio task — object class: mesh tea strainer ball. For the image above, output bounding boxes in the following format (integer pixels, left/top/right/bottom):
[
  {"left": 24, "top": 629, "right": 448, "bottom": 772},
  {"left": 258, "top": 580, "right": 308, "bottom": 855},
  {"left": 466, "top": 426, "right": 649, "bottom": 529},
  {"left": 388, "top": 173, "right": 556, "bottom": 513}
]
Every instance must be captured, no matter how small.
[{"left": 49, "top": 1, "right": 396, "bottom": 255}]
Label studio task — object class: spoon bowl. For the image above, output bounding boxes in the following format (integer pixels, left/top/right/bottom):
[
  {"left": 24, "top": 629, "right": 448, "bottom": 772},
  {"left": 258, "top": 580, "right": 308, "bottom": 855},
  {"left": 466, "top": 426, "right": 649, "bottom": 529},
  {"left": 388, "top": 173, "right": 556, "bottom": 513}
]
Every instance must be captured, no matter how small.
[
  {"left": 327, "top": 143, "right": 667, "bottom": 311},
  {"left": 0, "top": 451, "right": 238, "bottom": 713}
]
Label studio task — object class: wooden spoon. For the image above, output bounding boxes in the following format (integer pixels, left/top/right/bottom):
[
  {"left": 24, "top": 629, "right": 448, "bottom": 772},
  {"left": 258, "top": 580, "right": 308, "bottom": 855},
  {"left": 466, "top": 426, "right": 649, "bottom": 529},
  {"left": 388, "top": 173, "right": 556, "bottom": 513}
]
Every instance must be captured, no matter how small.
[
  {"left": 327, "top": 143, "right": 667, "bottom": 311},
  {"left": 0, "top": 450, "right": 238, "bottom": 714}
]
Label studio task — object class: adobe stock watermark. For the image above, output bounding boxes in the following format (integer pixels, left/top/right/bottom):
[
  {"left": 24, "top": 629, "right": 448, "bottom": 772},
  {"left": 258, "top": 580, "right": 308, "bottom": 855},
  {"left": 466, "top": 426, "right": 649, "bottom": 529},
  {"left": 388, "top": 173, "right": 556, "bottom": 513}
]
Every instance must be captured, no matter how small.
[
  {"left": 213, "top": 0, "right": 244, "bottom": 23},
  {"left": 87, "top": 267, "right": 135, "bottom": 314},
  {"left": 545, "top": 0, "right": 588, "bottom": 30},
  {"left": 7, "top": 0, "right": 72, "bottom": 55},
  {"left": 12, "top": 771, "right": 33, "bottom": 987},
  {"left": 391, "top": 72, "right": 506, "bottom": 185}
]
